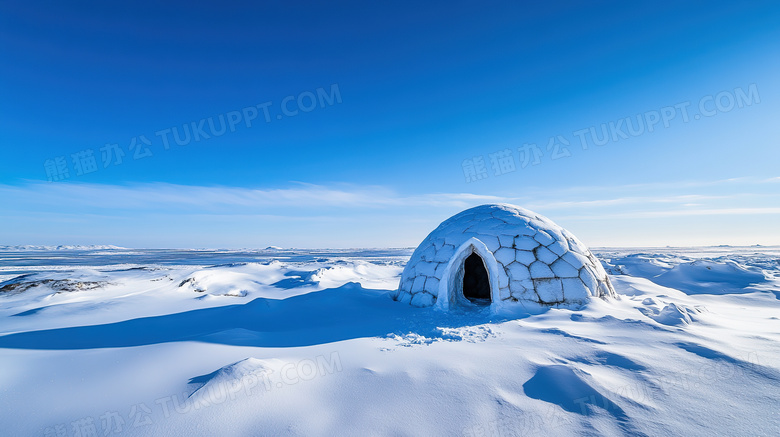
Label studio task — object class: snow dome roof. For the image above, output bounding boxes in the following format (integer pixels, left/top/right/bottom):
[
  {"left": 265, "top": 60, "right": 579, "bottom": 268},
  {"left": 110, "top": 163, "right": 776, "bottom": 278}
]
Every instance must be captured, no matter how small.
[{"left": 394, "top": 204, "right": 615, "bottom": 310}]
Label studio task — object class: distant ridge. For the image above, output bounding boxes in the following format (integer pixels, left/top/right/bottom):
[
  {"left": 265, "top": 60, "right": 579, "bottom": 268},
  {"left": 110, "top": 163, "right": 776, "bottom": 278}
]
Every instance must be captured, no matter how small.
[{"left": 0, "top": 245, "right": 128, "bottom": 251}]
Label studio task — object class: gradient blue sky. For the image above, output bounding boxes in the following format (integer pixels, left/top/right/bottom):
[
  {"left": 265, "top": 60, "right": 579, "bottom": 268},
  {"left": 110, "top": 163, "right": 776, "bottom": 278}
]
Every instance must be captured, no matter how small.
[{"left": 1, "top": 0, "right": 779, "bottom": 248}]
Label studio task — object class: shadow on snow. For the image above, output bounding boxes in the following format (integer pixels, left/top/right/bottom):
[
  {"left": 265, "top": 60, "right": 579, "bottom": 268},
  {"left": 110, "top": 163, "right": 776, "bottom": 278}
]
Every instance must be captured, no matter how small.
[{"left": 0, "top": 282, "right": 538, "bottom": 350}]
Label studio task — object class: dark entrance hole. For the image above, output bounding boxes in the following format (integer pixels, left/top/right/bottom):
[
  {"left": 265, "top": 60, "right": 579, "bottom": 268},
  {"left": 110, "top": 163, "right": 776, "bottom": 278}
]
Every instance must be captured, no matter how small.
[{"left": 463, "top": 253, "right": 491, "bottom": 304}]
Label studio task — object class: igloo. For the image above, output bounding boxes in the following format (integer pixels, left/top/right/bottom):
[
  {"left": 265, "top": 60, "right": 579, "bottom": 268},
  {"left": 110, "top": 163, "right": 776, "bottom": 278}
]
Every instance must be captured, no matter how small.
[{"left": 393, "top": 204, "right": 615, "bottom": 310}]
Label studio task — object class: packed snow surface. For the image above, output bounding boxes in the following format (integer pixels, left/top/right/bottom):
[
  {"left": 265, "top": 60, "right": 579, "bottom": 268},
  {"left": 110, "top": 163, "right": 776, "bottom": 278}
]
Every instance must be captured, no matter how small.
[{"left": 1, "top": 246, "right": 779, "bottom": 436}]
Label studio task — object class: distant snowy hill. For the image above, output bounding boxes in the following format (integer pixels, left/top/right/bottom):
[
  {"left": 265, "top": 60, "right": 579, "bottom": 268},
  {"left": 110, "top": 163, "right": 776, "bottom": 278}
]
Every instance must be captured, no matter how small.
[{"left": 0, "top": 244, "right": 128, "bottom": 251}]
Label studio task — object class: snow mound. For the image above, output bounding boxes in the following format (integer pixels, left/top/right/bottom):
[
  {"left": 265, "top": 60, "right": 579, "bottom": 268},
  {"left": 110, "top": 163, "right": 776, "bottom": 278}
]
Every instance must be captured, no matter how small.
[
  {"left": 600, "top": 253, "right": 677, "bottom": 277},
  {"left": 0, "top": 275, "right": 108, "bottom": 295},
  {"left": 523, "top": 365, "right": 624, "bottom": 417},
  {"left": 310, "top": 262, "right": 402, "bottom": 290},
  {"left": 603, "top": 253, "right": 773, "bottom": 295},
  {"left": 187, "top": 358, "right": 281, "bottom": 405},
  {"left": 652, "top": 260, "right": 768, "bottom": 295},
  {"left": 176, "top": 264, "right": 283, "bottom": 298},
  {"left": 640, "top": 302, "right": 700, "bottom": 326}
]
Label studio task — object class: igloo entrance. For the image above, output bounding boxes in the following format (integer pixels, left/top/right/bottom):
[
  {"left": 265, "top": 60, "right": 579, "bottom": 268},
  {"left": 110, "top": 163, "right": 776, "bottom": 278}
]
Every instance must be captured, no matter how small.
[
  {"left": 463, "top": 253, "right": 491, "bottom": 305},
  {"left": 436, "top": 237, "right": 501, "bottom": 310}
]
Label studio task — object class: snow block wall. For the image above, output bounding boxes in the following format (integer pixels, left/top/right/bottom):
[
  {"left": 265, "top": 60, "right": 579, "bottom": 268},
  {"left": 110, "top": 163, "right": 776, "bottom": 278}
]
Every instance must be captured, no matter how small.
[{"left": 393, "top": 204, "right": 616, "bottom": 309}]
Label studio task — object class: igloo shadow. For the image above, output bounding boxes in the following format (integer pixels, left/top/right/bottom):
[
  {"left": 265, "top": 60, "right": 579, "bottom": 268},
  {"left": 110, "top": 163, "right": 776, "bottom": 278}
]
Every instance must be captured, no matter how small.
[{"left": 0, "top": 283, "right": 540, "bottom": 351}]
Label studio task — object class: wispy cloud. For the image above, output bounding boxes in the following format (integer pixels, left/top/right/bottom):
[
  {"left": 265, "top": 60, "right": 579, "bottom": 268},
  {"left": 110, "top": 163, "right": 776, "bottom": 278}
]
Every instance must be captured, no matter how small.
[
  {"left": 519, "top": 176, "right": 778, "bottom": 197},
  {"left": 558, "top": 207, "right": 780, "bottom": 220},
  {"left": 1, "top": 178, "right": 778, "bottom": 247},
  {"left": 2, "top": 177, "right": 778, "bottom": 215},
  {"left": 523, "top": 194, "right": 733, "bottom": 210},
  {"left": 0, "top": 182, "right": 511, "bottom": 212}
]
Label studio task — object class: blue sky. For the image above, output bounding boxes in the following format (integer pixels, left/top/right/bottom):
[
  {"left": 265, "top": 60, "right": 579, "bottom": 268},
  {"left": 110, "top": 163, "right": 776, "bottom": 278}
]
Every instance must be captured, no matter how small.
[{"left": 1, "top": 0, "right": 779, "bottom": 248}]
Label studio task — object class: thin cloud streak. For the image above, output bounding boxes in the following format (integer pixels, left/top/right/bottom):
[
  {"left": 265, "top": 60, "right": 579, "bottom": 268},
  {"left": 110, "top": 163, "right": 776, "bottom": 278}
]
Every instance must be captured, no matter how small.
[
  {"left": 559, "top": 207, "right": 780, "bottom": 220},
  {"left": 0, "top": 182, "right": 510, "bottom": 211},
  {"left": 2, "top": 179, "right": 779, "bottom": 247},
  {"left": 519, "top": 176, "right": 777, "bottom": 197},
  {"left": 524, "top": 194, "right": 734, "bottom": 210},
  {"left": 1, "top": 179, "right": 777, "bottom": 214}
]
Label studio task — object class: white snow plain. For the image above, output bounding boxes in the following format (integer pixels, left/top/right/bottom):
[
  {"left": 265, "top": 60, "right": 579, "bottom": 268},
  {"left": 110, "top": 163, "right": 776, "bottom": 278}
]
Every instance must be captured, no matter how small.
[{"left": 0, "top": 246, "right": 779, "bottom": 436}]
